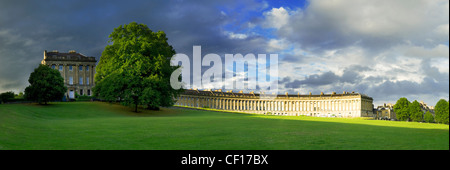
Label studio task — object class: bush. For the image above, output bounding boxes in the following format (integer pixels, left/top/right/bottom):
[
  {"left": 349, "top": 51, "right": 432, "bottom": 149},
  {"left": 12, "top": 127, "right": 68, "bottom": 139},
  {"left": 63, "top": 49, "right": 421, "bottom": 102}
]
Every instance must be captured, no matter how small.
[
  {"left": 424, "top": 111, "right": 434, "bottom": 123},
  {"left": 76, "top": 95, "right": 94, "bottom": 101},
  {"left": 0, "top": 91, "right": 15, "bottom": 103}
]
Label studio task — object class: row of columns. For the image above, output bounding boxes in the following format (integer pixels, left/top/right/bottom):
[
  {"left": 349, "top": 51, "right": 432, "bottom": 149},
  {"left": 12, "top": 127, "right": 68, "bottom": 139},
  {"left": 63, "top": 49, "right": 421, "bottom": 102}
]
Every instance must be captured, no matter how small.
[{"left": 175, "top": 95, "right": 367, "bottom": 115}]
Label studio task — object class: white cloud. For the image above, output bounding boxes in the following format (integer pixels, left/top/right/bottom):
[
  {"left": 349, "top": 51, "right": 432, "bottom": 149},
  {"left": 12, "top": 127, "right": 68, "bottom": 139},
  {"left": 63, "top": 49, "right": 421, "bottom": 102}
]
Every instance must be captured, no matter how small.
[
  {"left": 262, "top": 7, "right": 290, "bottom": 29},
  {"left": 267, "top": 38, "right": 289, "bottom": 52},
  {"left": 434, "top": 24, "right": 449, "bottom": 37},
  {"left": 225, "top": 31, "right": 248, "bottom": 40},
  {"left": 402, "top": 44, "right": 450, "bottom": 59}
]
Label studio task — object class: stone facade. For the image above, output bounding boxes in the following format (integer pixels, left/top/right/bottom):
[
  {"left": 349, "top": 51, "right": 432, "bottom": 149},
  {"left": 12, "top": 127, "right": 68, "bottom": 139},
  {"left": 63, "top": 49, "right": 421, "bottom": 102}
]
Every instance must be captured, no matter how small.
[
  {"left": 375, "top": 103, "right": 396, "bottom": 120},
  {"left": 376, "top": 101, "right": 435, "bottom": 120},
  {"left": 40, "top": 50, "right": 96, "bottom": 99},
  {"left": 175, "top": 89, "right": 374, "bottom": 118}
]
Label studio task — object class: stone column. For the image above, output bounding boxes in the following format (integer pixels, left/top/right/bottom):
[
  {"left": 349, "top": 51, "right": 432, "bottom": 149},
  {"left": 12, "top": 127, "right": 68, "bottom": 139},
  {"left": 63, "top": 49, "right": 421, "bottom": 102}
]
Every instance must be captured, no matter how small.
[
  {"left": 306, "top": 101, "right": 309, "bottom": 111},
  {"left": 223, "top": 99, "right": 226, "bottom": 110},
  {"left": 92, "top": 66, "right": 96, "bottom": 86},
  {"left": 289, "top": 101, "right": 292, "bottom": 112}
]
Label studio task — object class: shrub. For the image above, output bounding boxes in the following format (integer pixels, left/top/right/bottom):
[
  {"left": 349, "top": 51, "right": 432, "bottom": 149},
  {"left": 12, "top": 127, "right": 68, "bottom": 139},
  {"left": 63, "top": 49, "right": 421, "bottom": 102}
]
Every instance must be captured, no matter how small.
[
  {"left": 76, "top": 95, "right": 94, "bottom": 101},
  {"left": 0, "top": 91, "right": 15, "bottom": 103}
]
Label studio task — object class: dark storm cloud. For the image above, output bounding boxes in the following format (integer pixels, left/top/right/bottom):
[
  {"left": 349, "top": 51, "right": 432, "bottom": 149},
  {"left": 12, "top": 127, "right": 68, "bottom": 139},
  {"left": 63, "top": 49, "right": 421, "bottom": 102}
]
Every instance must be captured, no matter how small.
[
  {"left": 0, "top": 0, "right": 268, "bottom": 92},
  {"left": 281, "top": 61, "right": 449, "bottom": 105},
  {"left": 281, "top": 65, "right": 370, "bottom": 88}
]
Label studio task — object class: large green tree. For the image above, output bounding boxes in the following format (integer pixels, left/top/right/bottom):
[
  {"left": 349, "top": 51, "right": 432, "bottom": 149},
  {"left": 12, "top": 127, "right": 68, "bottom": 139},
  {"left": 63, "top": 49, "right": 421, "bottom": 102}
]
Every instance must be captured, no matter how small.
[
  {"left": 409, "top": 100, "right": 423, "bottom": 122},
  {"left": 94, "top": 22, "right": 182, "bottom": 112},
  {"left": 24, "top": 64, "right": 67, "bottom": 104},
  {"left": 394, "top": 97, "right": 410, "bottom": 121},
  {"left": 434, "top": 99, "right": 449, "bottom": 124}
]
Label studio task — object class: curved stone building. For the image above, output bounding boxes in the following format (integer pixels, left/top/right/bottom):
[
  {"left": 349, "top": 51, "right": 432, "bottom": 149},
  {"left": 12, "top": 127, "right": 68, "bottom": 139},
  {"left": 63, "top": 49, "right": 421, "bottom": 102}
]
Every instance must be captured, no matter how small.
[{"left": 175, "top": 89, "right": 374, "bottom": 118}]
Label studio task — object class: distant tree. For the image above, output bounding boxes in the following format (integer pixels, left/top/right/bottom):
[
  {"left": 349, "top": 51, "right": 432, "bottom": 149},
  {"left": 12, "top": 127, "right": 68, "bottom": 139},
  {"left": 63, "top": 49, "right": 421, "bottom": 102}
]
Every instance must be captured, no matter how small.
[
  {"left": 434, "top": 99, "right": 449, "bottom": 124},
  {"left": 94, "top": 22, "right": 183, "bottom": 112},
  {"left": 394, "top": 97, "right": 411, "bottom": 121},
  {"left": 424, "top": 111, "right": 434, "bottom": 123},
  {"left": 14, "top": 92, "right": 24, "bottom": 98},
  {"left": 0, "top": 91, "right": 15, "bottom": 103},
  {"left": 24, "top": 64, "right": 67, "bottom": 105},
  {"left": 409, "top": 100, "right": 423, "bottom": 122}
]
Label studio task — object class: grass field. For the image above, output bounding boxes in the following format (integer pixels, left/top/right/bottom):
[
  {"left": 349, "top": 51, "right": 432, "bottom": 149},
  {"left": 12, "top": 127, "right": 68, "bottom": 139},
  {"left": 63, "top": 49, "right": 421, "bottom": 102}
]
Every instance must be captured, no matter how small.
[{"left": 0, "top": 102, "right": 448, "bottom": 150}]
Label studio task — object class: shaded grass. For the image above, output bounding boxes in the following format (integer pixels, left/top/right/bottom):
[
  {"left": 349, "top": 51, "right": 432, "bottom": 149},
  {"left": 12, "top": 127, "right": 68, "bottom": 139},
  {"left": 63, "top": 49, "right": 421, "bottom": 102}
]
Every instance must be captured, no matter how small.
[{"left": 0, "top": 102, "right": 448, "bottom": 150}]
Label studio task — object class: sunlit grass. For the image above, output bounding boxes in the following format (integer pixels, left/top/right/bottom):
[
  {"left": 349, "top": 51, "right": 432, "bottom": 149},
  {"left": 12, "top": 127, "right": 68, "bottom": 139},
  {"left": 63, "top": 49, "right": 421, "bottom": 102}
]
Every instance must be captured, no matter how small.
[{"left": 1, "top": 102, "right": 448, "bottom": 150}]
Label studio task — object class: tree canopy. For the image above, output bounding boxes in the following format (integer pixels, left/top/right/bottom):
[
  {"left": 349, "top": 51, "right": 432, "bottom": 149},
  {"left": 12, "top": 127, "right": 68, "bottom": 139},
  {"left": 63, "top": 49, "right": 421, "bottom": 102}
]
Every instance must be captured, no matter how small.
[
  {"left": 408, "top": 100, "right": 423, "bottom": 122},
  {"left": 0, "top": 91, "right": 15, "bottom": 104},
  {"left": 394, "top": 97, "right": 410, "bottom": 121},
  {"left": 434, "top": 99, "right": 449, "bottom": 124},
  {"left": 24, "top": 64, "right": 67, "bottom": 104},
  {"left": 93, "top": 22, "right": 182, "bottom": 112},
  {"left": 424, "top": 111, "right": 434, "bottom": 123}
]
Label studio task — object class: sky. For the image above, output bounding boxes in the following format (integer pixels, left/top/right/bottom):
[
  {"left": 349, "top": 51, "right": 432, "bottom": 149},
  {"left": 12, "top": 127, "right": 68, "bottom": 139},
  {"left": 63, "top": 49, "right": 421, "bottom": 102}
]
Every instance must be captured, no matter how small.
[{"left": 0, "top": 0, "right": 448, "bottom": 106}]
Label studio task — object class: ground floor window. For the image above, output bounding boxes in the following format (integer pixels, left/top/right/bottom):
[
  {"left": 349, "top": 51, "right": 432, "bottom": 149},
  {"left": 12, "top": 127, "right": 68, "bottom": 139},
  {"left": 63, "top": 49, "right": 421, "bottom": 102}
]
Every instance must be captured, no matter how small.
[
  {"left": 87, "top": 89, "right": 91, "bottom": 96},
  {"left": 80, "top": 89, "right": 83, "bottom": 96}
]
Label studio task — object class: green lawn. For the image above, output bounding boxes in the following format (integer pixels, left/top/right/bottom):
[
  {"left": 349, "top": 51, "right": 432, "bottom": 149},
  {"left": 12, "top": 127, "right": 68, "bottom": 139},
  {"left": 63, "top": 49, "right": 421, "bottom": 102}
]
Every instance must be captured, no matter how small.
[{"left": 0, "top": 102, "right": 448, "bottom": 150}]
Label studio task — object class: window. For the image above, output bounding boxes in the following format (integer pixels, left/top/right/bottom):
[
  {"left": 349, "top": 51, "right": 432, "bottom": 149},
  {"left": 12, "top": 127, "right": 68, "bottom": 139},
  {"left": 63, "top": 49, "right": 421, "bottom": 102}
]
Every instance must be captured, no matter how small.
[
  {"left": 86, "top": 77, "right": 89, "bottom": 85},
  {"left": 51, "top": 65, "right": 56, "bottom": 69},
  {"left": 69, "top": 65, "right": 73, "bottom": 71},
  {"left": 59, "top": 65, "right": 63, "bottom": 71},
  {"left": 80, "top": 89, "right": 83, "bottom": 96},
  {"left": 87, "top": 89, "right": 91, "bottom": 96},
  {"left": 86, "top": 66, "right": 89, "bottom": 71},
  {"left": 79, "top": 77, "right": 83, "bottom": 85},
  {"left": 79, "top": 65, "right": 83, "bottom": 71},
  {"left": 69, "top": 77, "right": 73, "bottom": 85}
]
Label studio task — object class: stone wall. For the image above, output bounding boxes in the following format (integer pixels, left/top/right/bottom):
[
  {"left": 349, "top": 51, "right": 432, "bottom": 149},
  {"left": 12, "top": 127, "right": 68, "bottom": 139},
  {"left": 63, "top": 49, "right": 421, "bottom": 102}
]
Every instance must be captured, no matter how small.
[{"left": 175, "top": 89, "right": 374, "bottom": 118}]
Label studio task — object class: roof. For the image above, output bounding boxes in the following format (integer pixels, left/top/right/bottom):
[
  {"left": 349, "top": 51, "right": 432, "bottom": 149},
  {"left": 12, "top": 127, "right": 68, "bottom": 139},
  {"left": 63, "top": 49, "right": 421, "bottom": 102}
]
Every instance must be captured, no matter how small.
[
  {"left": 181, "top": 89, "right": 373, "bottom": 100},
  {"left": 43, "top": 50, "right": 96, "bottom": 62}
]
